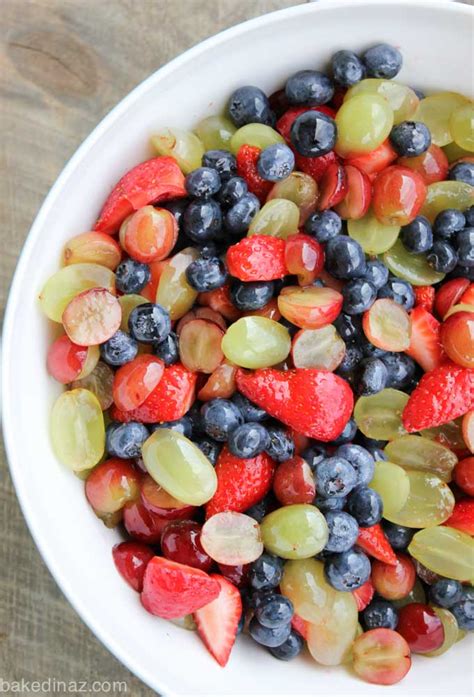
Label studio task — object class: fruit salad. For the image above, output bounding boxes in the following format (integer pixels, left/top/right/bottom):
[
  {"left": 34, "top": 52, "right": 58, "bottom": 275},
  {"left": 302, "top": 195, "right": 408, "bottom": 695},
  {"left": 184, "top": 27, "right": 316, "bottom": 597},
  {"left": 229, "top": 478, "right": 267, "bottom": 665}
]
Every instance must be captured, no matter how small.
[{"left": 40, "top": 42, "right": 474, "bottom": 684}]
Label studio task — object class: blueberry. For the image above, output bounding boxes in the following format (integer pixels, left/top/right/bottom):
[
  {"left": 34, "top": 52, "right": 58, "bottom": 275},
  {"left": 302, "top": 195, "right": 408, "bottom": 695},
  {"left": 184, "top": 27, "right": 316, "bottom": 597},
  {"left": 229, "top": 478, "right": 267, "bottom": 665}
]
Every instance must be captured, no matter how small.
[
  {"left": 347, "top": 486, "right": 383, "bottom": 526},
  {"left": 115, "top": 259, "right": 151, "bottom": 294},
  {"left": 228, "top": 422, "right": 270, "bottom": 458},
  {"left": 324, "top": 548, "right": 371, "bottom": 591},
  {"left": 331, "top": 418, "right": 358, "bottom": 445},
  {"left": 378, "top": 277, "right": 415, "bottom": 310},
  {"left": 257, "top": 144, "right": 295, "bottom": 182},
  {"left": 363, "top": 43, "right": 402, "bottom": 79},
  {"left": 304, "top": 210, "right": 342, "bottom": 242},
  {"left": 389, "top": 121, "right": 431, "bottom": 157},
  {"left": 400, "top": 216, "right": 433, "bottom": 253},
  {"left": 449, "top": 161, "right": 474, "bottom": 188},
  {"left": 363, "top": 260, "right": 390, "bottom": 290},
  {"left": 325, "top": 236, "right": 366, "bottom": 279},
  {"left": 337, "top": 344, "right": 364, "bottom": 376},
  {"left": 430, "top": 579, "right": 463, "bottom": 609},
  {"left": 285, "top": 70, "right": 334, "bottom": 106},
  {"left": 185, "top": 256, "right": 228, "bottom": 292},
  {"left": 256, "top": 593, "right": 294, "bottom": 628},
  {"left": 381, "top": 353, "right": 416, "bottom": 390},
  {"left": 218, "top": 176, "right": 248, "bottom": 207},
  {"left": 249, "top": 617, "right": 291, "bottom": 647},
  {"left": 195, "top": 437, "right": 221, "bottom": 465},
  {"left": 455, "top": 227, "right": 474, "bottom": 267},
  {"left": 185, "top": 166, "right": 221, "bottom": 198},
  {"left": 363, "top": 600, "right": 399, "bottom": 630},
  {"left": 200, "top": 398, "right": 244, "bottom": 442},
  {"left": 198, "top": 242, "right": 219, "bottom": 259},
  {"left": 342, "top": 279, "right": 377, "bottom": 315},
  {"left": 100, "top": 330, "right": 138, "bottom": 366},
  {"left": 230, "top": 280, "right": 274, "bottom": 310},
  {"left": 128, "top": 303, "right": 171, "bottom": 344},
  {"left": 314, "top": 495, "right": 346, "bottom": 513},
  {"left": 336, "top": 444, "right": 375, "bottom": 486},
  {"left": 433, "top": 209, "right": 466, "bottom": 239},
  {"left": 202, "top": 149, "right": 237, "bottom": 180},
  {"left": 161, "top": 198, "right": 189, "bottom": 230},
  {"left": 250, "top": 553, "right": 283, "bottom": 590},
  {"left": 245, "top": 494, "right": 273, "bottom": 522},
  {"left": 290, "top": 111, "right": 337, "bottom": 157},
  {"left": 427, "top": 241, "right": 458, "bottom": 273},
  {"left": 449, "top": 264, "right": 474, "bottom": 281},
  {"left": 315, "top": 456, "right": 358, "bottom": 498},
  {"left": 359, "top": 339, "right": 388, "bottom": 360},
  {"left": 231, "top": 393, "right": 268, "bottom": 422},
  {"left": 183, "top": 199, "right": 222, "bottom": 242},
  {"left": 331, "top": 50, "right": 365, "bottom": 87},
  {"left": 382, "top": 521, "right": 415, "bottom": 550},
  {"left": 265, "top": 426, "right": 295, "bottom": 462},
  {"left": 465, "top": 206, "right": 474, "bottom": 227},
  {"left": 153, "top": 331, "right": 179, "bottom": 365},
  {"left": 324, "top": 511, "right": 359, "bottom": 552},
  {"left": 451, "top": 596, "right": 474, "bottom": 631},
  {"left": 269, "top": 630, "right": 304, "bottom": 660},
  {"left": 357, "top": 357, "right": 388, "bottom": 396},
  {"left": 333, "top": 313, "right": 362, "bottom": 343},
  {"left": 150, "top": 416, "right": 193, "bottom": 438},
  {"left": 228, "top": 86, "right": 274, "bottom": 127},
  {"left": 106, "top": 421, "right": 149, "bottom": 459},
  {"left": 225, "top": 193, "right": 260, "bottom": 235},
  {"left": 301, "top": 444, "right": 327, "bottom": 473}
]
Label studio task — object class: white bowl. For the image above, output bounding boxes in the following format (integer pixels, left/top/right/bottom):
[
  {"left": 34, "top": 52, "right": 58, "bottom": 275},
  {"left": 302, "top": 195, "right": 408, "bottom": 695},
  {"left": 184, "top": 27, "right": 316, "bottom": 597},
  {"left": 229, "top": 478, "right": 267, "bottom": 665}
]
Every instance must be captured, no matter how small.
[{"left": 3, "top": 1, "right": 473, "bottom": 695}]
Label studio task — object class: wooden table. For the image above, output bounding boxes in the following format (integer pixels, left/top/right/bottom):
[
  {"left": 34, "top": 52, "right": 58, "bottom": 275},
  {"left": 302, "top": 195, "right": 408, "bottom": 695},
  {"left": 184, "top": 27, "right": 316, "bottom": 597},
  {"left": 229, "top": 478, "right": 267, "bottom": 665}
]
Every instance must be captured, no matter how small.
[{"left": 0, "top": 1, "right": 305, "bottom": 693}]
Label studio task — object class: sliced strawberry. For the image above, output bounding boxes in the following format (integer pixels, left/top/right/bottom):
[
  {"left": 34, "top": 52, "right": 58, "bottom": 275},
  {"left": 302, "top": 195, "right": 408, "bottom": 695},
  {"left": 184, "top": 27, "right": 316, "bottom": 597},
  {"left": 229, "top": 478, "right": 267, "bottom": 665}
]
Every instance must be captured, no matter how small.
[
  {"left": 226, "top": 236, "right": 287, "bottom": 281},
  {"left": 294, "top": 150, "right": 338, "bottom": 183},
  {"left": 352, "top": 579, "right": 375, "bottom": 611},
  {"left": 276, "top": 106, "right": 336, "bottom": 144},
  {"left": 94, "top": 157, "right": 186, "bottom": 234},
  {"left": 434, "top": 277, "right": 470, "bottom": 319},
  {"left": 291, "top": 613, "right": 309, "bottom": 640},
  {"left": 356, "top": 524, "right": 397, "bottom": 566},
  {"left": 343, "top": 140, "right": 398, "bottom": 177},
  {"left": 194, "top": 575, "right": 242, "bottom": 666},
  {"left": 402, "top": 362, "right": 474, "bottom": 432},
  {"left": 236, "top": 145, "right": 272, "bottom": 203},
  {"left": 333, "top": 164, "right": 372, "bottom": 220},
  {"left": 405, "top": 306, "right": 445, "bottom": 373},
  {"left": 444, "top": 500, "right": 474, "bottom": 535},
  {"left": 460, "top": 283, "right": 474, "bottom": 306},
  {"left": 317, "top": 163, "right": 348, "bottom": 210},
  {"left": 414, "top": 285, "right": 435, "bottom": 314},
  {"left": 141, "top": 557, "right": 221, "bottom": 619}
]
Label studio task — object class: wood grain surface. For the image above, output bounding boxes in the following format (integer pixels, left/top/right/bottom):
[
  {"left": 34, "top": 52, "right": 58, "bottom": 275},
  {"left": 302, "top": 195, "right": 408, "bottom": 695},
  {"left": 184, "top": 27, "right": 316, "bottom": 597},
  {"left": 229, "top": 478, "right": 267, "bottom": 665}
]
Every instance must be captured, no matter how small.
[{"left": 0, "top": 1, "right": 305, "bottom": 693}]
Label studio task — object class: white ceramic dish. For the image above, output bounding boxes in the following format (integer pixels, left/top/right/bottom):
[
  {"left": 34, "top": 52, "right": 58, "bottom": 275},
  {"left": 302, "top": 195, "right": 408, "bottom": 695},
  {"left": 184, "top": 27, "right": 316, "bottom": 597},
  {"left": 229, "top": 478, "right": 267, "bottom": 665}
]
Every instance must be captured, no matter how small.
[{"left": 3, "top": 1, "right": 473, "bottom": 695}]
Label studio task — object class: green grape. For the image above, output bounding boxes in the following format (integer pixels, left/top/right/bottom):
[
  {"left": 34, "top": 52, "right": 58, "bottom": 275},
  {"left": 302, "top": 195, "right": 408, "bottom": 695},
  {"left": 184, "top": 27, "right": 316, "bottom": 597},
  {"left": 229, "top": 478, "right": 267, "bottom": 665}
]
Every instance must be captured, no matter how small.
[
  {"left": 421, "top": 419, "right": 467, "bottom": 450},
  {"left": 450, "top": 103, "right": 474, "bottom": 152},
  {"left": 443, "top": 141, "right": 472, "bottom": 163},
  {"left": 348, "top": 211, "right": 400, "bottom": 254},
  {"left": 424, "top": 608, "right": 459, "bottom": 657},
  {"left": 260, "top": 504, "right": 328, "bottom": 559},
  {"left": 369, "top": 461, "right": 410, "bottom": 517},
  {"left": 353, "top": 389, "right": 409, "bottom": 440},
  {"left": 194, "top": 115, "right": 236, "bottom": 150},
  {"left": 230, "top": 123, "right": 284, "bottom": 154},
  {"left": 421, "top": 181, "right": 474, "bottom": 222},
  {"left": 50, "top": 388, "right": 105, "bottom": 471},
  {"left": 142, "top": 429, "right": 217, "bottom": 506},
  {"left": 335, "top": 94, "right": 393, "bottom": 155},
  {"left": 384, "top": 469, "right": 455, "bottom": 528},
  {"left": 156, "top": 247, "right": 199, "bottom": 320},
  {"left": 384, "top": 435, "right": 457, "bottom": 482},
  {"left": 200, "top": 512, "right": 263, "bottom": 565},
  {"left": 408, "top": 526, "right": 474, "bottom": 582},
  {"left": 415, "top": 92, "right": 470, "bottom": 146},
  {"left": 248, "top": 199, "right": 300, "bottom": 239},
  {"left": 383, "top": 239, "right": 445, "bottom": 286},
  {"left": 119, "top": 294, "right": 148, "bottom": 331},
  {"left": 221, "top": 316, "right": 291, "bottom": 369},
  {"left": 151, "top": 128, "right": 204, "bottom": 174},
  {"left": 39, "top": 263, "right": 116, "bottom": 322},
  {"left": 71, "top": 361, "right": 114, "bottom": 411},
  {"left": 345, "top": 79, "right": 419, "bottom": 124},
  {"left": 392, "top": 578, "right": 426, "bottom": 609},
  {"left": 307, "top": 592, "right": 358, "bottom": 666},
  {"left": 267, "top": 172, "right": 318, "bottom": 225}
]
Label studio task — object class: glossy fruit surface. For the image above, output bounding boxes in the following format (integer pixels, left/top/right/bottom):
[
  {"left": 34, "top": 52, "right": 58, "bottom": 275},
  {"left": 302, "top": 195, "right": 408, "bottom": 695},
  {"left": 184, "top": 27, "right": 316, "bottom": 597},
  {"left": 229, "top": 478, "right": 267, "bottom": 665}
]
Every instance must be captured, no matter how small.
[
  {"left": 156, "top": 247, "right": 199, "bottom": 320},
  {"left": 160, "top": 520, "right": 212, "bottom": 571},
  {"left": 372, "top": 166, "right": 426, "bottom": 226},
  {"left": 62, "top": 288, "right": 121, "bottom": 346},
  {"left": 372, "top": 554, "right": 416, "bottom": 600},
  {"left": 415, "top": 92, "right": 469, "bottom": 146},
  {"left": 123, "top": 500, "right": 170, "bottom": 543},
  {"left": 47, "top": 336, "right": 98, "bottom": 384},
  {"left": 383, "top": 239, "right": 445, "bottom": 286},
  {"left": 51, "top": 389, "right": 105, "bottom": 471},
  {"left": 397, "top": 603, "right": 444, "bottom": 653},
  {"left": 112, "top": 541, "right": 154, "bottom": 592},
  {"left": 291, "top": 325, "right": 345, "bottom": 370},
  {"left": 345, "top": 79, "right": 418, "bottom": 124},
  {"left": 397, "top": 144, "right": 449, "bottom": 185},
  {"left": 261, "top": 504, "right": 328, "bottom": 559},
  {"left": 306, "top": 591, "right": 358, "bottom": 666},
  {"left": 352, "top": 628, "right": 411, "bottom": 685},
  {"left": 248, "top": 199, "right": 299, "bottom": 239},
  {"left": 354, "top": 389, "right": 408, "bottom": 440},
  {"left": 120, "top": 206, "right": 178, "bottom": 263},
  {"left": 222, "top": 316, "right": 291, "bottom": 369},
  {"left": 64, "top": 231, "right": 122, "bottom": 270},
  {"left": 140, "top": 474, "right": 196, "bottom": 519},
  {"left": 383, "top": 469, "right": 455, "bottom": 528},
  {"left": 194, "top": 115, "right": 236, "bottom": 150},
  {"left": 179, "top": 319, "right": 224, "bottom": 373},
  {"left": 201, "top": 512, "right": 263, "bottom": 565},
  {"left": 268, "top": 171, "right": 318, "bottom": 224},
  {"left": 278, "top": 286, "right": 343, "bottom": 329},
  {"left": 440, "top": 311, "right": 474, "bottom": 368},
  {"left": 273, "top": 456, "right": 316, "bottom": 505},
  {"left": 230, "top": 123, "right": 284, "bottom": 154},
  {"left": 369, "top": 461, "right": 410, "bottom": 517},
  {"left": 363, "top": 299, "right": 411, "bottom": 351},
  {"left": 450, "top": 102, "right": 474, "bottom": 151},
  {"left": 335, "top": 94, "right": 394, "bottom": 155},
  {"left": 348, "top": 211, "right": 400, "bottom": 255},
  {"left": 420, "top": 180, "right": 474, "bottom": 222},
  {"left": 424, "top": 607, "right": 459, "bottom": 657},
  {"left": 85, "top": 458, "right": 139, "bottom": 516},
  {"left": 453, "top": 456, "right": 474, "bottom": 495},
  {"left": 284, "top": 233, "right": 324, "bottom": 285},
  {"left": 408, "top": 526, "right": 474, "bottom": 582},
  {"left": 151, "top": 128, "right": 205, "bottom": 174},
  {"left": 385, "top": 435, "right": 457, "bottom": 482},
  {"left": 71, "top": 360, "right": 115, "bottom": 411},
  {"left": 198, "top": 362, "right": 237, "bottom": 402},
  {"left": 113, "top": 355, "right": 164, "bottom": 411}
]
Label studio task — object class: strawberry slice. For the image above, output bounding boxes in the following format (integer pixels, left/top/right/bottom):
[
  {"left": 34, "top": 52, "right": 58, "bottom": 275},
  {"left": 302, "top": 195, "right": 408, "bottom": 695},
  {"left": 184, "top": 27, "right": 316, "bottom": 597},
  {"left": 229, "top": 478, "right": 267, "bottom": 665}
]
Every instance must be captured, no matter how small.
[
  {"left": 434, "top": 277, "right": 470, "bottom": 319},
  {"left": 94, "top": 157, "right": 186, "bottom": 234},
  {"left": 236, "top": 145, "right": 272, "bottom": 203},
  {"left": 444, "top": 500, "right": 474, "bottom": 535},
  {"left": 194, "top": 575, "right": 242, "bottom": 666},
  {"left": 294, "top": 150, "right": 338, "bottom": 183},
  {"left": 405, "top": 306, "right": 444, "bottom": 373},
  {"left": 226, "top": 236, "right": 287, "bottom": 281},
  {"left": 141, "top": 557, "right": 221, "bottom": 619},
  {"left": 413, "top": 285, "right": 435, "bottom": 314},
  {"left": 236, "top": 368, "right": 354, "bottom": 441},
  {"left": 403, "top": 362, "right": 474, "bottom": 432},
  {"left": 205, "top": 446, "right": 275, "bottom": 518},
  {"left": 111, "top": 363, "right": 196, "bottom": 423},
  {"left": 356, "top": 524, "right": 397, "bottom": 566},
  {"left": 352, "top": 579, "right": 375, "bottom": 611},
  {"left": 291, "top": 613, "right": 309, "bottom": 640}
]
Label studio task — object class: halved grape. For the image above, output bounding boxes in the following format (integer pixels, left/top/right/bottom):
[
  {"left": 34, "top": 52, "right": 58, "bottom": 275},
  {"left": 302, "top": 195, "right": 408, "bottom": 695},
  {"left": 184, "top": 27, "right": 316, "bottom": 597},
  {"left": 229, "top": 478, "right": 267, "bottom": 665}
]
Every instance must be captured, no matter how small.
[
  {"left": 119, "top": 294, "right": 148, "bottom": 331},
  {"left": 151, "top": 128, "right": 204, "bottom": 174},
  {"left": 424, "top": 607, "right": 459, "bottom": 657},
  {"left": 221, "top": 316, "right": 291, "bottom": 369},
  {"left": 354, "top": 389, "right": 409, "bottom": 440},
  {"left": 248, "top": 199, "right": 300, "bottom": 239},
  {"left": 156, "top": 247, "right": 199, "bottom": 319},
  {"left": 278, "top": 286, "right": 343, "bottom": 330},
  {"left": 62, "top": 288, "right": 122, "bottom": 346},
  {"left": 363, "top": 299, "right": 411, "bottom": 351},
  {"left": 194, "top": 115, "right": 236, "bottom": 150},
  {"left": 63, "top": 232, "right": 122, "bottom": 270},
  {"left": 384, "top": 470, "right": 455, "bottom": 529},
  {"left": 267, "top": 172, "right": 318, "bottom": 224},
  {"left": 345, "top": 79, "right": 419, "bottom": 124},
  {"left": 415, "top": 92, "right": 470, "bottom": 146},
  {"left": 260, "top": 504, "right": 328, "bottom": 559},
  {"left": 179, "top": 319, "right": 224, "bottom": 373},
  {"left": 141, "top": 429, "right": 217, "bottom": 506},
  {"left": 352, "top": 628, "right": 411, "bottom": 685},
  {"left": 348, "top": 211, "right": 399, "bottom": 255},
  {"left": 383, "top": 239, "right": 445, "bottom": 285},
  {"left": 230, "top": 123, "right": 284, "bottom": 154},
  {"left": 72, "top": 361, "right": 114, "bottom": 410},
  {"left": 291, "top": 325, "right": 345, "bottom": 370},
  {"left": 384, "top": 435, "right": 457, "bottom": 482},
  {"left": 420, "top": 181, "right": 474, "bottom": 222},
  {"left": 369, "top": 461, "right": 410, "bottom": 517},
  {"left": 307, "top": 592, "right": 358, "bottom": 666},
  {"left": 335, "top": 94, "right": 393, "bottom": 156},
  {"left": 201, "top": 512, "right": 263, "bottom": 565},
  {"left": 408, "top": 526, "right": 474, "bottom": 582},
  {"left": 422, "top": 419, "right": 467, "bottom": 451},
  {"left": 39, "top": 263, "right": 116, "bottom": 322},
  {"left": 50, "top": 388, "right": 105, "bottom": 471}
]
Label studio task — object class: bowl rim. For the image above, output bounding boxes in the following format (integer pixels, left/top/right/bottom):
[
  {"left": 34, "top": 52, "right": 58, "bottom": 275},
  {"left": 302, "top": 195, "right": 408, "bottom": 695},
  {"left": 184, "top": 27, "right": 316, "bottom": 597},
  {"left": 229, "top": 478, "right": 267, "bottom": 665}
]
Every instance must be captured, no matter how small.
[{"left": 2, "top": 0, "right": 473, "bottom": 694}]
